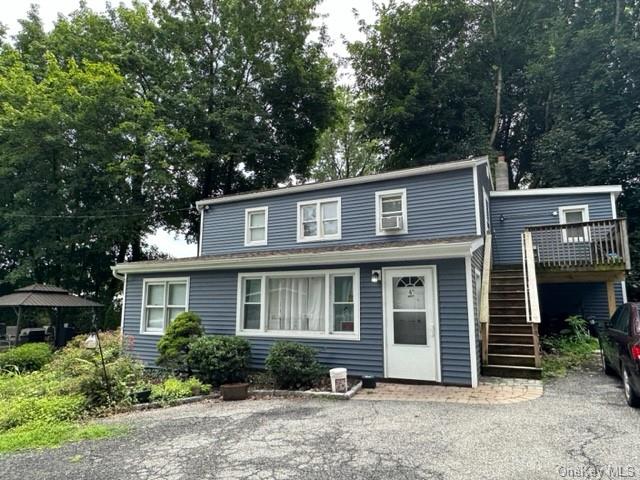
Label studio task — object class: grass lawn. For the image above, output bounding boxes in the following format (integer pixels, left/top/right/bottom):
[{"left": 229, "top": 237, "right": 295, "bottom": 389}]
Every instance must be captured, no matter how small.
[{"left": 0, "top": 421, "right": 126, "bottom": 453}]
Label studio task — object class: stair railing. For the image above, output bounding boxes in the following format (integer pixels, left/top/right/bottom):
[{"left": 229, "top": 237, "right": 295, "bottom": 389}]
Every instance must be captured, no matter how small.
[
  {"left": 480, "top": 234, "right": 492, "bottom": 365},
  {"left": 521, "top": 231, "right": 542, "bottom": 367}
]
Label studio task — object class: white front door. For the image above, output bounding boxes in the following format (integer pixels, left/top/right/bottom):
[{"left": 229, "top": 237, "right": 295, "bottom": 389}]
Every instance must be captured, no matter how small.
[{"left": 383, "top": 267, "right": 440, "bottom": 381}]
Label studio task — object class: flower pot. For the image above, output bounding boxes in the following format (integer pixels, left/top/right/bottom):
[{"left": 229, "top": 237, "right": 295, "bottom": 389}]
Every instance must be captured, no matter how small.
[
  {"left": 134, "top": 389, "right": 152, "bottom": 404},
  {"left": 221, "top": 383, "right": 249, "bottom": 401}
]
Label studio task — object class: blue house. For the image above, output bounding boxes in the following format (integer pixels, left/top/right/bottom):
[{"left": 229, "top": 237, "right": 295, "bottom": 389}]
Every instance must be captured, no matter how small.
[{"left": 112, "top": 156, "right": 630, "bottom": 386}]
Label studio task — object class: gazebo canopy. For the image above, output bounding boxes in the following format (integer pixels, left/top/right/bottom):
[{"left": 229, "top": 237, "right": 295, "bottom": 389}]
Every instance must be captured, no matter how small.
[{"left": 0, "top": 284, "right": 102, "bottom": 308}]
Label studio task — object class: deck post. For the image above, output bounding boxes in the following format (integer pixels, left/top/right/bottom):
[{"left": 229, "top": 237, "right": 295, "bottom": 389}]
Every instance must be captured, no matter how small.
[
  {"left": 606, "top": 281, "right": 617, "bottom": 317},
  {"left": 479, "top": 235, "right": 492, "bottom": 365}
]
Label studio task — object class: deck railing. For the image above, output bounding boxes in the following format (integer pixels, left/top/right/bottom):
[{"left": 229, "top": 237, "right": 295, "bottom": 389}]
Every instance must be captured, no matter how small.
[{"left": 525, "top": 218, "right": 631, "bottom": 271}]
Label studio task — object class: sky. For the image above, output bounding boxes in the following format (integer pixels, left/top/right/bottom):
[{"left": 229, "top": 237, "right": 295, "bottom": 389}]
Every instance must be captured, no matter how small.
[{"left": 3, "top": 0, "right": 377, "bottom": 257}]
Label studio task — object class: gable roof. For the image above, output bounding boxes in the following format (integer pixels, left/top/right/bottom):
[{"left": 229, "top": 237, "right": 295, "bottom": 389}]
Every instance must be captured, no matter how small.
[{"left": 195, "top": 156, "right": 489, "bottom": 208}]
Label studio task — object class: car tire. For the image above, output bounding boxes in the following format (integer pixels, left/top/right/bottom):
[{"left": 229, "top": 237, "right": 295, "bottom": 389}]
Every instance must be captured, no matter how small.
[
  {"left": 600, "top": 348, "right": 616, "bottom": 376},
  {"left": 622, "top": 368, "right": 640, "bottom": 408}
]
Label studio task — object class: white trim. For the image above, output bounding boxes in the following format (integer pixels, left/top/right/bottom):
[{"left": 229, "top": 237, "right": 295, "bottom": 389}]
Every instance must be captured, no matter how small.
[
  {"left": 473, "top": 165, "right": 481, "bottom": 236},
  {"left": 621, "top": 280, "right": 628, "bottom": 304},
  {"left": 244, "top": 206, "right": 268, "bottom": 247},
  {"left": 483, "top": 188, "right": 491, "bottom": 234},
  {"left": 113, "top": 238, "right": 482, "bottom": 274},
  {"left": 558, "top": 205, "right": 590, "bottom": 243},
  {"left": 465, "top": 256, "right": 479, "bottom": 388},
  {"left": 198, "top": 209, "right": 204, "bottom": 256},
  {"left": 381, "top": 265, "right": 441, "bottom": 382},
  {"left": 139, "top": 277, "right": 190, "bottom": 335},
  {"left": 296, "top": 197, "right": 342, "bottom": 242},
  {"left": 485, "top": 160, "right": 495, "bottom": 190},
  {"left": 611, "top": 192, "right": 618, "bottom": 219},
  {"left": 490, "top": 185, "right": 622, "bottom": 198},
  {"left": 119, "top": 273, "right": 127, "bottom": 338},
  {"left": 196, "top": 156, "right": 489, "bottom": 207},
  {"left": 235, "top": 268, "right": 360, "bottom": 341},
  {"left": 375, "top": 188, "right": 408, "bottom": 236}
]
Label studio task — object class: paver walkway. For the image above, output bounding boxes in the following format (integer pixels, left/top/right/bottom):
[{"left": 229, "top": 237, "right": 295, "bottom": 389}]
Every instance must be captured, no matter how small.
[{"left": 353, "top": 376, "right": 543, "bottom": 404}]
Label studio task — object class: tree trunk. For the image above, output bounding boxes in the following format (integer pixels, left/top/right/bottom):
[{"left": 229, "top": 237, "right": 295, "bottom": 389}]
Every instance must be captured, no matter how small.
[{"left": 488, "top": 0, "right": 502, "bottom": 149}]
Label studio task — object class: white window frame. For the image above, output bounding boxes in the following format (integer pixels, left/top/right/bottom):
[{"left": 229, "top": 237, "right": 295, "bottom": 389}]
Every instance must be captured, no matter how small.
[
  {"left": 236, "top": 268, "right": 360, "bottom": 340},
  {"left": 558, "top": 205, "right": 590, "bottom": 243},
  {"left": 140, "top": 277, "right": 190, "bottom": 335},
  {"left": 244, "top": 206, "right": 268, "bottom": 247},
  {"left": 296, "top": 197, "right": 342, "bottom": 242},
  {"left": 375, "top": 188, "right": 408, "bottom": 236}
]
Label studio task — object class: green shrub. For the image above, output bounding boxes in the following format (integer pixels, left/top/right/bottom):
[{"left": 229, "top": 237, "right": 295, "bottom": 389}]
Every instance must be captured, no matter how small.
[
  {"left": 149, "top": 377, "right": 210, "bottom": 402},
  {"left": 156, "top": 312, "right": 204, "bottom": 371},
  {"left": 0, "top": 343, "right": 53, "bottom": 372},
  {"left": 0, "top": 394, "right": 85, "bottom": 431},
  {"left": 265, "top": 341, "right": 323, "bottom": 389},
  {"left": 187, "top": 335, "right": 251, "bottom": 385}
]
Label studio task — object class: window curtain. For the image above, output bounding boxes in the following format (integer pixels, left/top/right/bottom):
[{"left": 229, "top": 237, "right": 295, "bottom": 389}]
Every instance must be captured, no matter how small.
[{"left": 268, "top": 277, "right": 325, "bottom": 331}]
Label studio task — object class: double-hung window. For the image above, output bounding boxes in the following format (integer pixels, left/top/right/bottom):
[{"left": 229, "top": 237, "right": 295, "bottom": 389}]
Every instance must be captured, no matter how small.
[
  {"left": 375, "top": 189, "right": 408, "bottom": 235},
  {"left": 237, "top": 269, "right": 359, "bottom": 339},
  {"left": 297, "top": 198, "right": 341, "bottom": 242},
  {"left": 245, "top": 207, "right": 268, "bottom": 246},
  {"left": 559, "top": 205, "right": 590, "bottom": 242},
  {"left": 141, "top": 278, "right": 189, "bottom": 334}
]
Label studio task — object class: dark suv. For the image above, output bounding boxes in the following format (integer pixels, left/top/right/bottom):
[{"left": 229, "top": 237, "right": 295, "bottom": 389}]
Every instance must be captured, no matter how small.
[{"left": 599, "top": 303, "right": 640, "bottom": 407}]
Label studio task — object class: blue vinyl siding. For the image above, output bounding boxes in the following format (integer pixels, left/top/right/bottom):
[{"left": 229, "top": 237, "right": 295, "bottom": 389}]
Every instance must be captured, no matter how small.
[
  {"left": 201, "top": 168, "right": 477, "bottom": 255},
  {"left": 490, "top": 193, "right": 615, "bottom": 265},
  {"left": 122, "top": 258, "right": 474, "bottom": 386}
]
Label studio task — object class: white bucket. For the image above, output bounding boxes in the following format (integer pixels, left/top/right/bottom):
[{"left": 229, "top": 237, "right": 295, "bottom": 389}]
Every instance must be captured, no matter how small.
[{"left": 329, "top": 367, "right": 348, "bottom": 393}]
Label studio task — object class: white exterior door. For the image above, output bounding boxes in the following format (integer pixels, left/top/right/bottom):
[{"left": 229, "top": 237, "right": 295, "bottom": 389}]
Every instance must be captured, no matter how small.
[{"left": 383, "top": 267, "right": 440, "bottom": 381}]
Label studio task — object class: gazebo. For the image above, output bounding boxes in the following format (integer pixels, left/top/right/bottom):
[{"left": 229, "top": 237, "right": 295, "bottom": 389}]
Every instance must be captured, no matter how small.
[{"left": 0, "top": 284, "right": 102, "bottom": 347}]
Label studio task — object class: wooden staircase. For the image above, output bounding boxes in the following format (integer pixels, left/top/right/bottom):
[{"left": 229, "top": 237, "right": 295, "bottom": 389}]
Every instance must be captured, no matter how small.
[{"left": 483, "top": 266, "right": 542, "bottom": 379}]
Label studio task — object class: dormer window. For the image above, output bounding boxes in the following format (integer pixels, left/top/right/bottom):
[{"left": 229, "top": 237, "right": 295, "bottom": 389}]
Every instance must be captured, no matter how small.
[
  {"left": 376, "top": 189, "right": 408, "bottom": 235},
  {"left": 245, "top": 207, "right": 268, "bottom": 246},
  {"left": 297, "top": 198, "right": 342, "bottom": 242}
]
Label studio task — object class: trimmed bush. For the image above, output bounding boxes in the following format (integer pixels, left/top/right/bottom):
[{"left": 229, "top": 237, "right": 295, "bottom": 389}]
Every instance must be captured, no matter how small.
[
  {"left": 156, "top": 312, "right": 204, "bottom": 371},
  {"left": 265, "top": 341, "right": 323, "bottom": 389},
  {"left": 187, "top": 336, "right": 251, "bottom": 386},
  {"left": 150, "top": 377, "right": 210, "bottom": 402},
  {"left": 0, "top": 343, "right": 53, "bottom": 372}
]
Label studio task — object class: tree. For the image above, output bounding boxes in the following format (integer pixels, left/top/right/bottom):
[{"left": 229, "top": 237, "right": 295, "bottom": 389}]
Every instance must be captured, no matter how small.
[
  {"left": 310, "top": 87, "right": 380, "bottom": 181},
  {"left": 348, "top": 0, "right": 492, "bottom": 169}
]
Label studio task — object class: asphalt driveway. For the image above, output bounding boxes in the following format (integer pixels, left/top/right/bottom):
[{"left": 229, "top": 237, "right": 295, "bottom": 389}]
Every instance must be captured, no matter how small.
[{"left": 1, "top": 361, "right": 639, "bottom": 480}]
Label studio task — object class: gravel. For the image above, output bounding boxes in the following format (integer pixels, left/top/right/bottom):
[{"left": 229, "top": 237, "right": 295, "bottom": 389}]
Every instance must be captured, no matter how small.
[{"left": 1, "top": 360, "right": 639, "bottom": 480}]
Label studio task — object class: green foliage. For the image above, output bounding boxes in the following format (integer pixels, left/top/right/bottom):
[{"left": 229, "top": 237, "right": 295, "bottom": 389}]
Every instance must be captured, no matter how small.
[
  {"left": 0, "top": 343, "right": 53, "bottom": 372},
  {"left": 0, "top": 420, "right": 125, "bottom": 453},
  {"left": 150, "top": 377, "right": 210, "bottom": 402},
  {"left": 542, "top": 316, "right": 599, "bottom": 379},
  {"left": 187, "top": 336, "right": 251, "bottom": 386},
  {"left": 156, "top": 311, "right": 204, "bottom": 371},
  {"left": 311, "top": 87, "right": 380, "bottom": 181},
  {"left": 0, "top": 394, "right": 85, "bottom": 431},
  {"left": 265, "top": 341, "right": 323, "bottom": 389}
]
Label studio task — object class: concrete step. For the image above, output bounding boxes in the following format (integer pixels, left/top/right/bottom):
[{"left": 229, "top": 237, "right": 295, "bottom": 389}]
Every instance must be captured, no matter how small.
[
  {"left": 489, "top": 333, "right": 535, "bottom": 345},
  {"left": 488, "top": 343, "right": 536, "bottom": 355},
  {"left": 488, "top": 353, "right": 538, "bottom": 367},
  {"left": 483, "top": 365, "right": 542, "bottom": 380},
  {"left": 489, "top": 323, "right": 534, "bottom": 334}
]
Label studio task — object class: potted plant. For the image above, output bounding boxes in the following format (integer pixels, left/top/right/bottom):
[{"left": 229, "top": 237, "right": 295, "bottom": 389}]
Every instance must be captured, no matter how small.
[
  {"left": 132, "top": 381, "right": 153, "bottom": 404},
  {"left": 187, "top": 335, "right": 251, "bottom": 401}
]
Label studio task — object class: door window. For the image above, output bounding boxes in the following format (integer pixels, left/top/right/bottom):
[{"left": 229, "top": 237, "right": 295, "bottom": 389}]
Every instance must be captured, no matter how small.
[
  {"left": 391, "top": 276, "right": 427, "bottom": 345},
  {"left": 613, "top": 305, "right": 630, "bottom": 334}
]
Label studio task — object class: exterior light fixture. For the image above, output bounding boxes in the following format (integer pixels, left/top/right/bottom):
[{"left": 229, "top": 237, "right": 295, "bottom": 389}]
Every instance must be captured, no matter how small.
[
  {"left": 499, "top": 214, "right": 505, "bottom": 223},
  {"left": 371, "top": 270, "right": 381, "bottom": 284}
]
